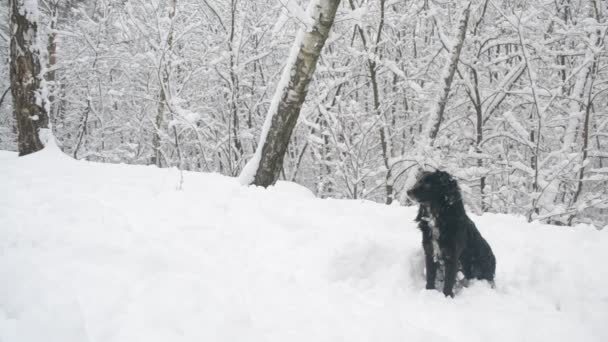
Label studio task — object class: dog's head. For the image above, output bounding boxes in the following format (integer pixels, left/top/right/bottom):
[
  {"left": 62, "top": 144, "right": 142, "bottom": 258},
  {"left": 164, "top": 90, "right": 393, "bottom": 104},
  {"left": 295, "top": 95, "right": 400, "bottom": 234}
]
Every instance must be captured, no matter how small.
[{"left": 406, "top": 170, "right": 460, "bottom": 205}]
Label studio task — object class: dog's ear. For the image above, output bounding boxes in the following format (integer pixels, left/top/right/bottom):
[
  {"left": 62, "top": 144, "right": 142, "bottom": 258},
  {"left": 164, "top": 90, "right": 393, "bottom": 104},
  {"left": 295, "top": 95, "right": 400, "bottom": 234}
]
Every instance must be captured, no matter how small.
[
  {"left": 417, "top": 170, "right": 431, "bottom": 181},
  {"left": 436, "top": 171, "right": 451, "bottom": 185},
  {"left": 438, "top": 171, "right": 461, "bottom": 204}
]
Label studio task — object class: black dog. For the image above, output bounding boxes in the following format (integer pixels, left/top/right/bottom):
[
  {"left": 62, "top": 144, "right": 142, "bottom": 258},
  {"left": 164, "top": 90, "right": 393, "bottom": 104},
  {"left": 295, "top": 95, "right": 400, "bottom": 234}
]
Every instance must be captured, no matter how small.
[{"left": 407, "top": 170, "right": 496, "bottom": 297}]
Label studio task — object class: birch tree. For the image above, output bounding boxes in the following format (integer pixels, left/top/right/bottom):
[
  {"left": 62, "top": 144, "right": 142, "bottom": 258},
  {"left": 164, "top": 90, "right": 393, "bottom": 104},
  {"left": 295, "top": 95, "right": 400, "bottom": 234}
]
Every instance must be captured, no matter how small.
[{"left": 240, "top": 0, "right": 341, "bottom": 187}]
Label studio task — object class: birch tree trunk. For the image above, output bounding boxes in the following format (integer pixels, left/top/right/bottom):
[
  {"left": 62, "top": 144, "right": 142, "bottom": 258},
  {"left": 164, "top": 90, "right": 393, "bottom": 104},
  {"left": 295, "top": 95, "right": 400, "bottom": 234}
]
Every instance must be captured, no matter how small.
[
  {"left": 10, "top": 0, "right": 49, "bottom": 156},
  {"left": 240, "top": 0, "right": 341, "bottom": 187}
]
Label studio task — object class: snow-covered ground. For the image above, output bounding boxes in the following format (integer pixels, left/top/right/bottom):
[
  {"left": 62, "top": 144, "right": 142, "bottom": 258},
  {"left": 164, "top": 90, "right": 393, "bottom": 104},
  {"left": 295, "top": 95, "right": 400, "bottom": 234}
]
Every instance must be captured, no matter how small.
[{"left": 1, "top": 146, "right": 607, "bottom": 342}]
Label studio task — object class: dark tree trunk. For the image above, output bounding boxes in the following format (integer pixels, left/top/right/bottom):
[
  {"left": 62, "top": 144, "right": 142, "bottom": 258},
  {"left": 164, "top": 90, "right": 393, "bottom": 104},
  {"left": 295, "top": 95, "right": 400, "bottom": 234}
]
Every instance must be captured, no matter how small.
[
  {"left": 349, "top": 0, "right": 393, "bottom": 204},
  {"left": 244, "top": 0, "right": 341, "bottom": 187},
  {"left": 228, "top": 0, "right": 243, "bottom": 173},
  {"left": 46, "top": 1, "right": 58, "bottom": 124},
  {"left": 10, "top": 0, "right": 49, "bottom": 156}
]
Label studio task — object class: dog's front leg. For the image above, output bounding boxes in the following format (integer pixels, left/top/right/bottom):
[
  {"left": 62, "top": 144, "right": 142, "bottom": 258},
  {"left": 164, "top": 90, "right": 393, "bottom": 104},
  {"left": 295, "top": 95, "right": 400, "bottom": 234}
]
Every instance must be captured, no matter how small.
[
  {"left": 423, "top": 240, "right": 437, "bottom": 289},
  {"left": 442, "top": 252, "right": 459, "bottom": 297}
]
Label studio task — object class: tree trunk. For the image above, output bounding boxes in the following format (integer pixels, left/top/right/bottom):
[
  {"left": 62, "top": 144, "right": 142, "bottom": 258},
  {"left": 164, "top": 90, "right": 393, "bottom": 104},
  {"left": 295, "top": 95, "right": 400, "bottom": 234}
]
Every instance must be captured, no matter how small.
[
  {"left": 152, "top": 0, "right": 177, "bottom": 168},
  {"left": 350, "top": 0, "right": 394, "bottom": 204},
  {"left": 402, "top": 2, "right": 470, "bottom": 200},
  {"left": 228, "top": 0, "right": 243, "bottom": 173},
  {"left": 567, "top": 32, "right": 603, "bottom": 225},
  {"left": 423, "top": 2, "right": 471, "bottom": 145},
  {"left": 46, "top": 1, "right": 58, "bottom": 126},
  {"left": 240, "top": 0, "right": 341, "bottom": 187},
  {"left": 471, "top": 69, "right": 486, "bottom": 212},
  {"left": 152, "top": 84, "right": 165, "bottom": 167},
  {"left": 10, "top": 0, "right": 49, "bottom": 156},
  {"left": 567, "top": 80, "right": 593, "bottom": 226}
]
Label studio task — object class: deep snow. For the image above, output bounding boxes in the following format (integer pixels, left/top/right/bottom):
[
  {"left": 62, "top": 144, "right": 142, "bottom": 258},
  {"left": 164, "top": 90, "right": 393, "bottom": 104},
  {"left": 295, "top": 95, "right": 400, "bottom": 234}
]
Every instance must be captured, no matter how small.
[{"left": 1, "top": 146, "right": 607, "bottom": 342}]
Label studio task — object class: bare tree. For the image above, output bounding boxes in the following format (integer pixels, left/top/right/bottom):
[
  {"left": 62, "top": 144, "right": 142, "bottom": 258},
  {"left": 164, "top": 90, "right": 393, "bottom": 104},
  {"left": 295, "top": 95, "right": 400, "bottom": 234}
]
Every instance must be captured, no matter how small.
[
  {"left": 10, "top": 0, "right": 49, "bottom": 156},
  {"left": 240, "top": 0, "right": 341, "bottom": 187},
  {"left": 402, "top": 2, "right": 471, "bottom": 194},
  {"left": 348, "top": 0, "right": 394, "bottom": 204},
  {"left": 152, "top": 0, "right": 178, "bottom": 168}
]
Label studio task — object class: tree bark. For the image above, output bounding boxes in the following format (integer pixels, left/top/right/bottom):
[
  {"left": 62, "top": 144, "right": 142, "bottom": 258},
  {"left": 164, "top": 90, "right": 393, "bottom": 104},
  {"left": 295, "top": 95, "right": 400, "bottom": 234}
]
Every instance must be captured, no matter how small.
[
  {"left": 10, "top": 0, "right": 49, "bottom": 156},
  {"left": 242, "top": 0, "right": 341, "bottom": 187}
]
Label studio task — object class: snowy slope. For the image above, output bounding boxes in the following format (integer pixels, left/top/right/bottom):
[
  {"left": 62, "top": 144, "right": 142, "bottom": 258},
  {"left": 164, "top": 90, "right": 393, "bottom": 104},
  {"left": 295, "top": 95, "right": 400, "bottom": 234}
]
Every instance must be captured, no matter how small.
[{"left": 1, "top": 146, "right": 607, "bottom": 342}]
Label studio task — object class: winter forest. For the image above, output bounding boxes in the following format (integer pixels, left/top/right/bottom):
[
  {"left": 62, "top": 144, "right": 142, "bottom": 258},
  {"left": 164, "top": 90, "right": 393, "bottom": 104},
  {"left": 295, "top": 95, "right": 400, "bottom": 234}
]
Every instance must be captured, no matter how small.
[{"left": 1, "top": 0, "right": 607, "bottom": 228}]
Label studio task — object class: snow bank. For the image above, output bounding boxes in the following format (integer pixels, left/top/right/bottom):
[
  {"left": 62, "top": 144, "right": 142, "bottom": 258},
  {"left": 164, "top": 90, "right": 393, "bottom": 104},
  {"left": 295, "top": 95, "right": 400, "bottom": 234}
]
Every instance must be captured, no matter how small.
[{"left": 1, "top": 148, "right": 607, "bottom": 342}]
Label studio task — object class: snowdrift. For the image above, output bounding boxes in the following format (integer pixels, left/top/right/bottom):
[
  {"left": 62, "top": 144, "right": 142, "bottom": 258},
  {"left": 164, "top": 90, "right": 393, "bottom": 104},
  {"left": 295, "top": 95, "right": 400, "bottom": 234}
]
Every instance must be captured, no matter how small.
[{"left": 1, "top": 147, "right": 607, "bottom": 342}]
